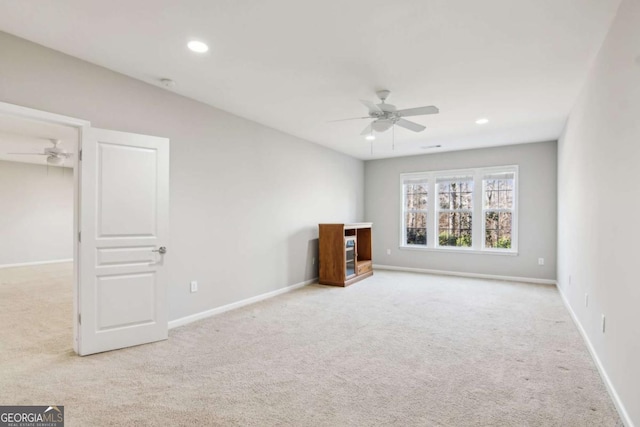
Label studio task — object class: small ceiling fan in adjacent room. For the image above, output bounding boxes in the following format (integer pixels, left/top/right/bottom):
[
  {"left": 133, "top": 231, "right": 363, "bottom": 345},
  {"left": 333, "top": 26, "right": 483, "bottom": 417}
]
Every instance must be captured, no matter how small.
[
  {"left": 332, "top": 90, "right": 440, "bottom": 150},
  {"left": 8, "top": 138, "right": 74, "bottom": 166}
]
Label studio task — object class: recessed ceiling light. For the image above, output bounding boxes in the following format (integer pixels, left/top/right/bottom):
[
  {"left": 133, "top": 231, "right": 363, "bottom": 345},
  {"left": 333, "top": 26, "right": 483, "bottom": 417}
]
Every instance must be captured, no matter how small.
[
  {"left": 365, "top": 134, "right": 376, "bottom": 141},
  {"left": 475, "top": 118, "right": 489, "bottom": 125},
  {"left": 187, "top": 40, "right": 209, "bottom": 53}
]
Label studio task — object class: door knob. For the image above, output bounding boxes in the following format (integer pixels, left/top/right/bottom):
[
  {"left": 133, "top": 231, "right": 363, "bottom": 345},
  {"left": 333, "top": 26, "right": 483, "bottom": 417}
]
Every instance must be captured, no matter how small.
[{"left": 152, "top": 246, "right": 167, "bottom": 254}]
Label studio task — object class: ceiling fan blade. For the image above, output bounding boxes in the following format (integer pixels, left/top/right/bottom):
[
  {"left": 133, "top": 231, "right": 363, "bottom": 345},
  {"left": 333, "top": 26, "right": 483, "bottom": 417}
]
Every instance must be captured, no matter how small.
[
  {"left": 328, "top": 116, "right": 371, "bottom": 123},
  {"left": 396, "top": 118, "right": 427, "bottom": 132},
  {"left": 360, "top": 100, "right": 382, "bottom": 115},
  {"left": 360, "top": 123, "right": 373, "bottom": 135},
  {"left": 396, "top": 106, "right": 439, "bottom": 117},
  {"left": 7, "top": 152, "right": 47, "bottom": 155}
]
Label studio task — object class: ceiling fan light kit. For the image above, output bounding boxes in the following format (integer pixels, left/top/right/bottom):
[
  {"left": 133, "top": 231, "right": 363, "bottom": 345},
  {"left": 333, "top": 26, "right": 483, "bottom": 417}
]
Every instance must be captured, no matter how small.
[{"left": 47, "top": 155, "right": 65, "bottom": 165}]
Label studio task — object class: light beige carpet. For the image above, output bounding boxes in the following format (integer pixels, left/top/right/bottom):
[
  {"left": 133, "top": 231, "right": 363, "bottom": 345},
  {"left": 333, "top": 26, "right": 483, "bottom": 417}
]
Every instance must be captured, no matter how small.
[{"left": 0, "top": 263, "right": 622, "bottom": 426}]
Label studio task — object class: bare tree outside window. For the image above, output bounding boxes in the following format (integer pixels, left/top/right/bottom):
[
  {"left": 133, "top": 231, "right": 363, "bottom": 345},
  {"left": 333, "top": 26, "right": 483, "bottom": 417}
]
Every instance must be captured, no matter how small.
[
  {"left": 437, "top": 178, "right": 473, "bottom": 247},
  {"left": 403, "top": 182, "right": 428, "bottom": 245},
  {"left": 484, "top": 176, "right": 514, "bottom": 249}
]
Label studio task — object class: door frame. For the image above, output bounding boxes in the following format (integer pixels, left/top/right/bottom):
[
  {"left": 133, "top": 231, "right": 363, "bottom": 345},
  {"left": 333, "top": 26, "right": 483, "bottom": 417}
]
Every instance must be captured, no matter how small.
[{"left": 0, "top": 101, "right": 90, "bottom": 354}]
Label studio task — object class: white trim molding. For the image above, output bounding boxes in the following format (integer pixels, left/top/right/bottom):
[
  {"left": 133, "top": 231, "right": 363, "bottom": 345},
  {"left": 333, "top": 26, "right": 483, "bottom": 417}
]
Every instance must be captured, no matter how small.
[
  {"left": 0, "top": 101, "right": 90, "bottom": 127},
  {"left": 0, "top": 258, "right": 73, "bottom": 269},
  {"left": 557, "top": 287, "right": 634, "bottom": 427},
  {"left": 373, "top": 264, "right": 556, "bottom": 285},
  {"left": 168, "top": 277, "right": 318, "bottom": 330}
]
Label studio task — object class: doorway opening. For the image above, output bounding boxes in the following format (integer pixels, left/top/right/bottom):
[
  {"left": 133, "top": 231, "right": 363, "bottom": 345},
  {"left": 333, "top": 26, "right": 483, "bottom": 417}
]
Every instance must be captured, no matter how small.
[{"left": 0, "top": 107, "right": 84, "bottom": 356}]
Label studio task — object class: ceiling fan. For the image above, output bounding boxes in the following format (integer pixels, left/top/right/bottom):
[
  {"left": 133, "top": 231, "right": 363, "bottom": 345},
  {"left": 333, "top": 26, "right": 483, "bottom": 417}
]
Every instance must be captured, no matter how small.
[
  {"left": 8, "top": 138, "right": 73, "bottom": 166},
  {"left": 335, "top": 90, "right": 439, "bottom": 137}
]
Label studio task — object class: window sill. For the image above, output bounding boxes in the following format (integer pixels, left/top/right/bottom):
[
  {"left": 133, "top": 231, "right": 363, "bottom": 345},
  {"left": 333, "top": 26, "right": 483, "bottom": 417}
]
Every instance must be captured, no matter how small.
[{"left": 399, "top": 245, "right": 518, "bottom": 256}]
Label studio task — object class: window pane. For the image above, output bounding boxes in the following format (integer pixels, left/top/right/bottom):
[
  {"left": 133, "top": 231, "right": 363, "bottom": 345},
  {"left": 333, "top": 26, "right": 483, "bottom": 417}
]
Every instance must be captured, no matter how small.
[
  {"left": 460, "top": 191, "right": 472, "bottom": 209},
  {"left": 498, "top": 189, "right": 512, "bottom": 209},
  {"left": 504, "top": 189, "right": 513, "bottom": 209},
  {"left": 485, "top": 211, "right": 512, "bottom": 249},
  {"left": 439, "top": 182, "right": 451, "bottom": 192},
  {"left": 459, "top": 180, "right": 473, "bottom": 193},
  {"left": 498, "top": 212, "right": 512, "bottom": 248},
  {"left": 406, "top": 183, "right": 427, "bottom": 194},
  {"left": 485, "top": 230, "right": 498, "bottom": 248},
  {"left": 438, "top": 179, "right": 473, "bottom": 210},
  {"left": 439, "top": 191, "right": 450, "bottom": 209},
  {"left": 484, "top": 178, "right": 513, "bottom": 209},
  {"left": 485, "top": 190, "right": 499, "bottom": 209},
  {"left": 485, "top": 211, "right": 499, "bottom": 230},
  {"left": 498, "top": 179, "right": 513, "bottom": 191},
  {"left": 451, "top": 190, "right": 460, "bottom": 208},
  {"left": 438, "top": 212, "right": 472, "bottom": 247},
  {"left": 405, "top": 183, "right": 427, "bottom": 210},
  {"left": 405, "top": 212, "right": 427, "bottom": 245}
]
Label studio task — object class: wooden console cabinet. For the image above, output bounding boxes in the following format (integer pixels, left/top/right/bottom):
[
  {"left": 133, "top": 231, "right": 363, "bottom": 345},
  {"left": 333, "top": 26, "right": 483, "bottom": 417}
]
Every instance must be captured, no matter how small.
[{"left": 318, "top": 223, "right": 373, "bottom": 287}]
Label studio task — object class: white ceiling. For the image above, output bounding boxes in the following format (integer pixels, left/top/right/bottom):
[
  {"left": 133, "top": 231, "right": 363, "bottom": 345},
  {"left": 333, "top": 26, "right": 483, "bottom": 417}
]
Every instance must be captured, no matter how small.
[
  {"left": 0, "top": 114, "right": 77, "bottom": 168},
  {"left": 0, "top": 0, "right": 621, "bottom": 159}
]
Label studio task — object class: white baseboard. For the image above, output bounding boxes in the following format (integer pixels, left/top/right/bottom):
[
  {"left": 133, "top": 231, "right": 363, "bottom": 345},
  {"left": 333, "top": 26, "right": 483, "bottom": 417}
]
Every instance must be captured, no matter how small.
[
  {"left": 0, "top": 258, "right": 73, "bottom": 269},
  {"left": 557, "top": 286, "right": 634, "bottom": 427},
  {"left": 373, "top": 264, "right": 557, "bottom": 285},
  {"left": 168, "top": 277, "right": 317, "bottom": 330}
]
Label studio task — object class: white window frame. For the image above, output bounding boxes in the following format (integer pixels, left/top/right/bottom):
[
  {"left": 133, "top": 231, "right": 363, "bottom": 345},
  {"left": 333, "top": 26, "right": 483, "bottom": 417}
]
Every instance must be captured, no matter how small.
[
  {"left": 435, "top": 174, "right": 475, "bottom": 249},
  {"left": 400, "top": 177, "right": 429, "bottom": 247},
  {"left": 399, "top": 165, "right": 518, "bottom": 255},
  {"left": 481, "top": 166, "right": 519, "bottom": 253}
]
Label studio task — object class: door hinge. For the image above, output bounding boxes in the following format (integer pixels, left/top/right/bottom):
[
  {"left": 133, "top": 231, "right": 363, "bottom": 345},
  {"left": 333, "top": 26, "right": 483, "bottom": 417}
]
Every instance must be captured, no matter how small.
[
  {"left": 78, "top": 150, "right": 82, "bottom": 161},
  {"left": 78, "top": 231, "right": 81, "bottom": 242},
  {"left": 78, "top": 313, "right": 81, "bottom": 325}
]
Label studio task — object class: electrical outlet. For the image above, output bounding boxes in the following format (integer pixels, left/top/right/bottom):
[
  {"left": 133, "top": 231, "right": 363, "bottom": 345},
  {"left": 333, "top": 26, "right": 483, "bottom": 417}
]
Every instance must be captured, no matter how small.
[
  {"left": 538, "top": 258, "right": 545, "bottom": 266},
  {"left": 387, "top": 249, "right": 391, "bottom": 255},
  {"left": 585, "top": 293, "right": 588, "bottom": 307},
  {"left": 601, "top": 315, "right": 606, "bottom": 333},
  {"left": 190, "top": 281, "right": 198, "bottom": 293}
]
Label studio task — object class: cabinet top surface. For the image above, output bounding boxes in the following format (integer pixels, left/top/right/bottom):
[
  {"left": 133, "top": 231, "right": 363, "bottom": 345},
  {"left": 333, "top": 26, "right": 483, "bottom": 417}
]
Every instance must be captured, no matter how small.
[{"left": 319, "top": 222, "right": 372, "bottom": 229}]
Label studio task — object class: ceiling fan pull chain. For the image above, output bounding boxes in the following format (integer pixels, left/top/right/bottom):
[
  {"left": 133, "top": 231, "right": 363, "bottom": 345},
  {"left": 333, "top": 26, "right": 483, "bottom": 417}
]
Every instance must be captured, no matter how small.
[{"left": 392, "top": 125, "right": 395, "bottom": 151}]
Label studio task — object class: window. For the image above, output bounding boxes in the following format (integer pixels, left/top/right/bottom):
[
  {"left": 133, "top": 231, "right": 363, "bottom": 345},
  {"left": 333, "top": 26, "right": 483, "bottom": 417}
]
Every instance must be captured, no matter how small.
[
  {"left": 437, "top": 176, "right": 473, "bottom": 247},
  {"left": 402, "top": 179, "right": 428, "bottom": 245},
  {"left": 400, "top": 166, "right": 517, "bottom": 253},
  {"left": 483, "top": 172, "right": 515, "bottom": 249}
]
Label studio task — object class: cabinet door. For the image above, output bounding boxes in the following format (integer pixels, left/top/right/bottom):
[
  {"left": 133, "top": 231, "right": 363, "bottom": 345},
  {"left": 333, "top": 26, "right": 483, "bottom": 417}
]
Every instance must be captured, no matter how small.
[{"left": 345, "top": 237, "right": 357, "bottom": 279}]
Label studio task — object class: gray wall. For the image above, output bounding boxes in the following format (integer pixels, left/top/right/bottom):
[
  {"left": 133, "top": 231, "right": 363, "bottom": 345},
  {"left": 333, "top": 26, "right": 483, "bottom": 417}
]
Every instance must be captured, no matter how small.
[
  {"left": 557, "top": 0, "right": 638, "bottom": 423},
  {"left": 0, "top": 160, "right": 73, "bottom": 266},
  {"left": 0, "top": 32, "right": 364, "bottom": 321},
  {"left": 365, "top": 141, "right": 557, "bottom": 280}
]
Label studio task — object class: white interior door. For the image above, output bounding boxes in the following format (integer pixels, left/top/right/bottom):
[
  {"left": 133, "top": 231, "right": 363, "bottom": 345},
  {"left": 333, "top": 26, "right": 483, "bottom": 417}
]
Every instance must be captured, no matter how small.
[{"left": 77, "top": 127, "right": 169, "bottom": 356}]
